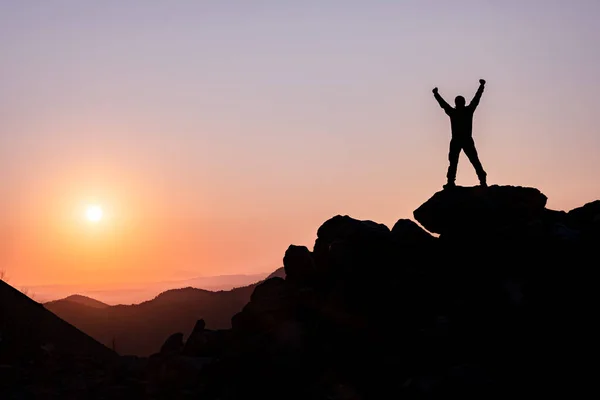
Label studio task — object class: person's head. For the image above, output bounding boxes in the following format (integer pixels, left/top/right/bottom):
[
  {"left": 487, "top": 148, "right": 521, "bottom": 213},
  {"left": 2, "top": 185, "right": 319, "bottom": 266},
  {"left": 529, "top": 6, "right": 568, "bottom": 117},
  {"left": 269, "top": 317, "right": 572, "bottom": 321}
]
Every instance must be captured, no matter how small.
[{"left": 455, "top": 95, "right": 466, "bottom": 108}]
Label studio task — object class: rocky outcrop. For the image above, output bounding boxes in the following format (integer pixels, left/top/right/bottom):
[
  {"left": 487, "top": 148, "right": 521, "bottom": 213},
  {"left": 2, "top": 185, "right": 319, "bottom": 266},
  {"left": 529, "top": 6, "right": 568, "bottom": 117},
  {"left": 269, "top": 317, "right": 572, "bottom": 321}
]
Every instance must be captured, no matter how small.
[
  {"left": 567, "top": 200, "right": 600, "bottom": 228},
  {"left": 413, "top": 185, "right": 547, "bottom": 237},
  {"left": 159, "top": 333, "right": 184, "bottom": 355},
  {"left": 313, "top": 215, "right": 392, "bottom": 283},
  {"left": 566, "top": 200, "right": 600, "bottom": 241},
  {"left": 4, "top": 185, "right": 597, "bottom": 399},
  {"left": 391, "top": 218, "right": 437, "bottom": 245},
  {"left": 182, "top": 319, "right": 227, "bottom": 358},
  {"left": 283, "top": 245, "right": 316, "bottom": 284},
  {"left": 186, "top": 186, "right": 596, "bottom": 399}
]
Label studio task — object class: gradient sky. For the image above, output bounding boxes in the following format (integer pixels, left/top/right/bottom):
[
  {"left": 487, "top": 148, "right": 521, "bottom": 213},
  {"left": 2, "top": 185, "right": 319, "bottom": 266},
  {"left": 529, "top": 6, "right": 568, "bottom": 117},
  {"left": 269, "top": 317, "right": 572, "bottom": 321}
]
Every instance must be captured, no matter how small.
[{"left": 1, "top": 1, "right": 599, "bottom": 301}]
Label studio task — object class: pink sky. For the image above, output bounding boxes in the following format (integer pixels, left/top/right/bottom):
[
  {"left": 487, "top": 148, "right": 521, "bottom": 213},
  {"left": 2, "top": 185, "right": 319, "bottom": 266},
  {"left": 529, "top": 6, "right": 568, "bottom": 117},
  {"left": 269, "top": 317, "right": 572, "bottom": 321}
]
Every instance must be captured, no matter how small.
[{"left": 1, "top": 1, "right": 599, "bottom": 302}]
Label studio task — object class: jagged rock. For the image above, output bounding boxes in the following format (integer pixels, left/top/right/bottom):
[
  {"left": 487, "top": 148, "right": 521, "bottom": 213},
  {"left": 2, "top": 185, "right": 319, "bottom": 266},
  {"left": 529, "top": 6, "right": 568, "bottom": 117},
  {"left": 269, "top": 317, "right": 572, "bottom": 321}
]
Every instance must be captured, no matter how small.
[
  {"left": 542, "top": 208, "right": 568, "bottom": 224},
  {"left": 315, "top": 215, "right": 391, "bottom": 246},
  {"left": 283, "top": 245, "right": 316, "bottom": 283},
  {"left": 195, "top": 186, "right": 597, "bottom": 399},
  {"left": 567, "top": 200, "right": 600, "bottom": 228},
  {"left": 183, "top": 320, "right": 228, "bottom": 358},
  {"left": 160, "top": 333, "right": 184, "bottom": 355},
  {"left": 513, "top": 208, "right": 582, "bottom": 243},
  {"left": 194, "top": 319, "right": 206, "bottom": 332},
  {"left": 250, "top": 277, "right": 288, "bottom": 306},
  {"left": 182, "top": 319, "right": 206, "bottom": 356},
  {"left": 230, "top": 274, "right": 323, "bottom": 354},
  {"left": 313, "top": 215, "right": 391, "bottom": 277},
  {"left": 391, "top": 219, "right": 437, "bottom": 245},
  {"left": 535, "top": 204, "right": 600, "bottom": 242},
  {"left": 567, "top": 200, "right": 600, "bottom": 241},
  {"left": 413, "top": 185, "right": 547, "bottom": 237},
  {"left": 231, "top": 277, "right": 290, "bottom": 334}
]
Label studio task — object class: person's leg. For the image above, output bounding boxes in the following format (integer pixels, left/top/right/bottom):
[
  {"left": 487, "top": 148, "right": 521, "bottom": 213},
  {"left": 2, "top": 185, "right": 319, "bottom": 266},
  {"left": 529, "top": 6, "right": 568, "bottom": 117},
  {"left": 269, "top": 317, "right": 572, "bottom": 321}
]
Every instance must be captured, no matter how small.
[
  {"left": 462, "top": 138, "right": 487, "bottom": 186},
  {"left": 445, "top": 139, "right": 461, "bottom": 188}
]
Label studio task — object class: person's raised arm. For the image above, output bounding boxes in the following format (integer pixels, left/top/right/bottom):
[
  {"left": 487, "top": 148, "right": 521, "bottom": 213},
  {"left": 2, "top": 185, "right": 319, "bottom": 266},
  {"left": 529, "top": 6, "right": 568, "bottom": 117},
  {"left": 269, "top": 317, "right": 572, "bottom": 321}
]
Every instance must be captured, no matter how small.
[
  {"left": 469, "top": 79, "right": 486, "bottom": 110},
  {"left": 432, "top": 87, "right": 452, "bottom": 114}
]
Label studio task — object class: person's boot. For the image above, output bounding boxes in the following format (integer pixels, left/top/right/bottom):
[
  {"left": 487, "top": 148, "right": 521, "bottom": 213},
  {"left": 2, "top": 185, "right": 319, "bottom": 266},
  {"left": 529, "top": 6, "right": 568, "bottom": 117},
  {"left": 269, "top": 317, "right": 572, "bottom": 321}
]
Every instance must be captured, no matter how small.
[
  {"left": 443, "top": 181, "right": 456, "bottom": 190},
  {"left": 478, "top": 173, "right": 488, "bottom": 187}
]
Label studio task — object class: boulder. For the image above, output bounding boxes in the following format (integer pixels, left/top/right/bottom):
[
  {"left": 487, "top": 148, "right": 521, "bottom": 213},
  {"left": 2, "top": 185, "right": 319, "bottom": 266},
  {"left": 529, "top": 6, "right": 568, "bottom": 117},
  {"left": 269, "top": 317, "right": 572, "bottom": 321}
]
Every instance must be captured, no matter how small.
[
  {"left": 160, "top": 333, "right": 183, "bottom": 355},
  {"left": 413, "top": 185, "right": 547, "bottom": 237},
  {"left": 567, "top": 200, "right": 600, "bottom": 227},
  {"left": 391, "top": 219, "right": 437, "bottom": 245},
  {"left": 182, "top": 320, "right": 206, "bottom": 356},
  {"left": 313, "top": 215, "right": 391, "bottom": 276},
  {"left": 567, "top": 200, "right": 600, "bottom": 240},
  {"left": 231, "top": 277, "right": 292, "bottom": 335},
  {"left": 283, "top": 245, "right": 316, "bottom": 284},
  {"left": 250, "top": 277, "right": 288, "bottom": 306},
  {"left": 193, "top": 186, "right": 599, "bottom": 399},
  {"left": 315, "top": 215, "right": 391, "bottom": 246}
]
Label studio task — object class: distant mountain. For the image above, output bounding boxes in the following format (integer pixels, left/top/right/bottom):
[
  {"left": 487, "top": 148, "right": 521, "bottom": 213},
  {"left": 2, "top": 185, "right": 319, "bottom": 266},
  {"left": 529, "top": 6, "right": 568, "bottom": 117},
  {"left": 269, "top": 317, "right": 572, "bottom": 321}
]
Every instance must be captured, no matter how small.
[
  {"left": 43, "top": 270, "right": 285, "bottom": 357},
  {"left": 46, "top": 294, "right": 109, "bottom": 309},
  {"left": 30, "top": 272, "right": 273, "bottom": 304},
  {"left": 160, "top": 272, "right": 272, "bottom": 292},
  {"left": 0, "top": 279, "right": 115, "bottom": 363}
]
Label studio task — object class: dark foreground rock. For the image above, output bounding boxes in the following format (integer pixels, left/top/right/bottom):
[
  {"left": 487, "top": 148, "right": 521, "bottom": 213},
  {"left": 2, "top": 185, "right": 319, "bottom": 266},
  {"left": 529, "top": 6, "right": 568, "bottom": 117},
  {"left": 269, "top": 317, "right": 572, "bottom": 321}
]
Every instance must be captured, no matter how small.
[
  {"left": 2, "top": 184, "right": 597, "bottom": 399},
  {"left": 0, "top": 354, "right": 148, "bottom": 400},
  {"left": 413, "top": 185, "right": 547, "bottom": 237}
]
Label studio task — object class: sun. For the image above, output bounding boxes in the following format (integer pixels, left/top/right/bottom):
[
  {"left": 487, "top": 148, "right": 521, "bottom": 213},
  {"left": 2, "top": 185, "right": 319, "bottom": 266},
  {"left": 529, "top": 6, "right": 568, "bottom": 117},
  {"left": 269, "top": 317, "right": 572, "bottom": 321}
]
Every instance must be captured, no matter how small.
[{"left": 85, "top": 205, "right": 103, "bottom": 223}]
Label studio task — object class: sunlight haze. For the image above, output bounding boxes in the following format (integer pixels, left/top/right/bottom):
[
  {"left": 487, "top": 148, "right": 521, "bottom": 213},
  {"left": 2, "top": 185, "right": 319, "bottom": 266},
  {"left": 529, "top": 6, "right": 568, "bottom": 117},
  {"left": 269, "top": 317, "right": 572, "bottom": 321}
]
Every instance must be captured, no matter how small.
[{"left": 1, "top": 0, "right": 599, "bottom": 303}]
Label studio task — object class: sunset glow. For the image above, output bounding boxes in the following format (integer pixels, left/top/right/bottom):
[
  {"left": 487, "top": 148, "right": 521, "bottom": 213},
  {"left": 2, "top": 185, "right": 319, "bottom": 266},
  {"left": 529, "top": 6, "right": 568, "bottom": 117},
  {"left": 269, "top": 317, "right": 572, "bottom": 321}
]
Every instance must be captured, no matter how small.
[
  {"left": 1, "top": 1, "right": 599, "bottom": 304},
  {"left": 85, "top": 205, "right": 103, "bottom": 223}
]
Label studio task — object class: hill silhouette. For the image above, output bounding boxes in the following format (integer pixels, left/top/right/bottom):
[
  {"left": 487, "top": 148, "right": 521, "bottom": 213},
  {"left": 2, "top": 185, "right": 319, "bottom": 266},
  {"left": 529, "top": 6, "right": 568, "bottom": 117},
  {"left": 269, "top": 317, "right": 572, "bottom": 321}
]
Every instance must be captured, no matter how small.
[
  {"left": 0, "top": 278, "right": 124, "bottom": 397},
  {"left": 46, "top": 294, "right": 110, "bottom": 309},
  {"left": 44, "top": 282, "right": 262, "bottom": 356},
  {"left": 3, "top": 184, "right": 598, "bottom": 398},
  {"left": 0, "top": 280, "right": 115, "bottom": 363},
  {"left": 30, "top": 272, "right": 272, "bottom": 304}
]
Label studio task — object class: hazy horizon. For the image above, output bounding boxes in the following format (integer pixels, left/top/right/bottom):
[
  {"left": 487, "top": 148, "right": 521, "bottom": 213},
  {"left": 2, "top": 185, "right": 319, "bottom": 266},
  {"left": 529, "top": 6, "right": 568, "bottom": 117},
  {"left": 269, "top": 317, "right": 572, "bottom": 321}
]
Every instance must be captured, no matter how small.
[
  {"left": 2, "top": 1, "right": 599, "bottom": 300},
  {"left": 24, "top": 271, "right": 273, "bottom": 305}
]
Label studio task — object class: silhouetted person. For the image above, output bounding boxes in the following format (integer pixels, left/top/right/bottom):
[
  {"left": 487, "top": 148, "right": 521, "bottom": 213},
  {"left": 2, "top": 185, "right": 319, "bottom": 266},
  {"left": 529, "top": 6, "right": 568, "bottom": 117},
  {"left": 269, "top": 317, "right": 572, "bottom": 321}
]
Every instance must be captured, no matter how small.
[{"left": 433, "top": 79, "right": 487, "bottom": 189}]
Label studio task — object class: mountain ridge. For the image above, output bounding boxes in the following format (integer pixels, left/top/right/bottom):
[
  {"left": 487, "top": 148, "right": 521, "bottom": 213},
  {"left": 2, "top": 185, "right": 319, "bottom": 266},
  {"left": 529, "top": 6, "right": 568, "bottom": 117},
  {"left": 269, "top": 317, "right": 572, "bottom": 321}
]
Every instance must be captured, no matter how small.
[
  {"left": 45, "top": 294, "right": 110, "bottom": 309},
  {"left": 43, "top": 273, "right": 281, "bottom": 356}
]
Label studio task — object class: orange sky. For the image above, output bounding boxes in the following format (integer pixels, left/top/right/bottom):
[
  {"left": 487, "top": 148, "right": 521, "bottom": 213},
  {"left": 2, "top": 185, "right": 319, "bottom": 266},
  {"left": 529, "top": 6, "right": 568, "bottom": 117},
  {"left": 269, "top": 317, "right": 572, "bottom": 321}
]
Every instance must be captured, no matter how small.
[{"left": 1, "top": 1, "right": 599, "bottom": 302}]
